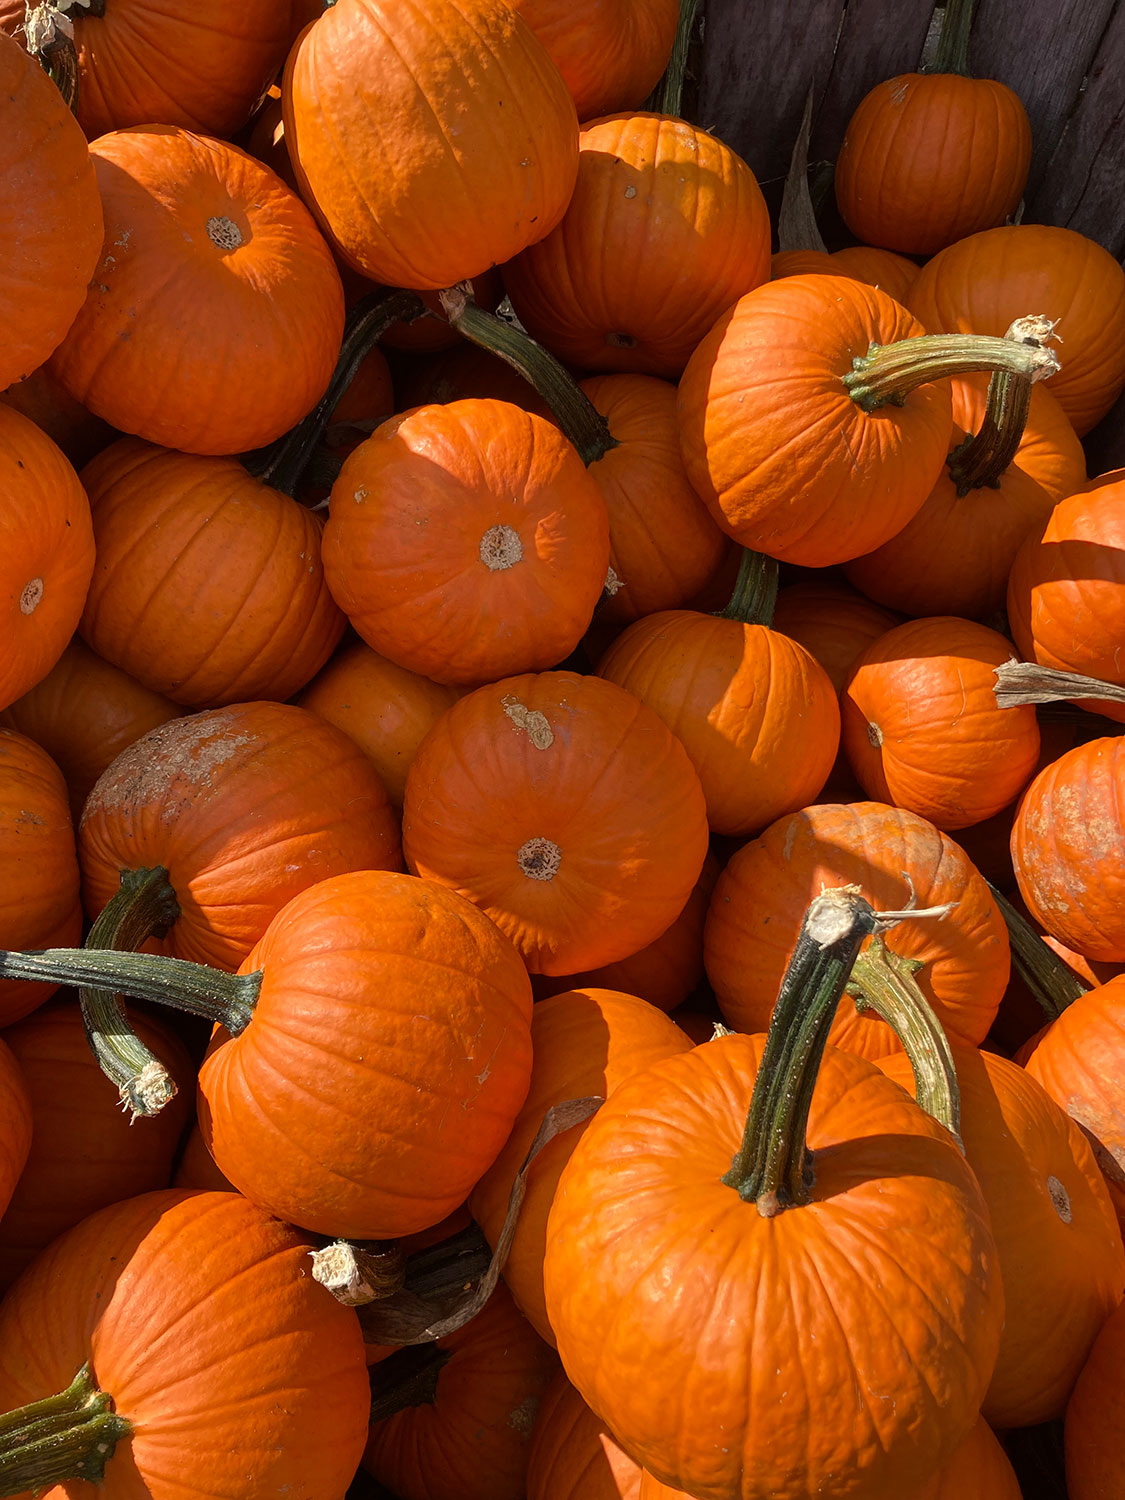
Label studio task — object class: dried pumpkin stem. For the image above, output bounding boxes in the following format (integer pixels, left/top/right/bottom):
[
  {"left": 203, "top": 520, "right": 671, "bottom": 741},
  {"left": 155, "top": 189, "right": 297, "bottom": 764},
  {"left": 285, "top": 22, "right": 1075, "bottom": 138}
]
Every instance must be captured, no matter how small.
[
  {"left": 986, "top": 881, "right": 1087, "bottom": 1020},
  {"left": 929, "top": 0, "right": 975, "bottom": 77},
  {"left": 23, "top": 3, "right": 79, "bottom": 113},
  {"left": 844, "top": 330, "right": 1058, "bottom": 413},
  {"left": 438, "top": 284, "right": 617, "bottom": 466},
  {"left": 777, "top": 87, "right": 828, "bottom": 255},
  {"left": 993, "top": 659, "right": 1125, "bottom": 710},
  {"left": 309, "top": 1240, "right": 407, "bottom": 1307},
  {"left": 0, "top": 1362, "right": 131, "bottom": 1496},
  {"left": 717, "top": 548, "right": 778, "bottom": 627},
  {"left": 368, "top": 1343, "right": 453, "bottom": 1424},
  {"left": 946, "top": 315, "right": 1058, "bottom": 493},
  {"left": 79, "top": 865, "right": 181, "bottom": 1120},
  {"left": 0, "top": 947, "right": 261, "bottom": 1035}
]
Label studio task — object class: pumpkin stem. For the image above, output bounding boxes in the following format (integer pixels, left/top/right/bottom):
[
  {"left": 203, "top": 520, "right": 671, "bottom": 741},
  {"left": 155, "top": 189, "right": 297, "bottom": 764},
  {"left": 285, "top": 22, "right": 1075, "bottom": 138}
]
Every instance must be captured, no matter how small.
[
  {"left": 309, "top": 1239, "right": 407, "bottom": 1307},
  {"left": 246, "top": 287, "right": 425, "bottom": 496},
  {"left": 717, "top": 549, "right": 778, "bottom": 626},
  {"left": 0, "top": 946, "right": 262, "bottom": 1035},
  {"left": 946, "top": 316, "right": 1058, "bottom": 494},
  {"left": 0, "top": 1362, "right": 131, "bottom": 1496},
  {"left": 368, "top": 1343, "right": 453, "bottom": 1424},
  {"left": 848, "top": 938, "right": 962, "bottom": 1143},
  {"left": 23, "top": 3, "right": 79, "bottom": 112},
  {"left": 653, "top": 0, "right": 700, "bottom": 118},
  {"left": 929, "top": 0, "right": 975, "bottom": 77},
  {"left": 993, "top": 659, "right": 1125, "bottom": 711},
  {"left": 777, "top": 88, "right": 828, "bottom": 255},
  {"left": 844, "top": 327, "right": 1059, "bottom": 413},
  {"left": 79, "top": 866, "right": 182, "bottom": 1121},
  {"left": 437, "top": 284, "right": 617, "bottom": 467},
  {"left": 986, "top": 880, "right": 1088, "bottom": 1019}
]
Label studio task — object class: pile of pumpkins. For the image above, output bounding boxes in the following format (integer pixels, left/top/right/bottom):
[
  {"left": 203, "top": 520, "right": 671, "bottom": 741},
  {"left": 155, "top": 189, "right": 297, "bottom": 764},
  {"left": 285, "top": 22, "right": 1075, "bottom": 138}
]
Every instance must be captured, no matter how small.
[{"left": 1, "top": 0, "right": 1124, "bottom": 1497}]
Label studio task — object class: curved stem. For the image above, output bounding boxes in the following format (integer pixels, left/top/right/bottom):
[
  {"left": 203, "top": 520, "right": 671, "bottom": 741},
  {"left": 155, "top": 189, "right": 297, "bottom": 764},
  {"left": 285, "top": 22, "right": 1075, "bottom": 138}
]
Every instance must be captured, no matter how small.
[
  {"left": 986, "top": 881, "right": 1087, "bottom": 1020},
  {"left": 778, "top": 88, "right": 828, "bottom": 254},
  {"left": 655, "top": 0, "right": 699, "bottom": 118},
  {"left": 844, "top": 330, "right": 1059, "bottom": 413},
  {"left": 368, "top": 1344, "right": 452, "bottom": 1424},
  {"left": 438, "top": 285, "right": 617, "bottom": 466},
  {"left": 993, "top": 659, "right": 1125, "bottom": 710},
  {"left": 947, "top": 316, "right": 1058, "bottom": 493},
  {"left": 0, "top": 1363, "right": 131, "bottom": 1496},
  {"left": 930, "top": 0, "right": 975, "bottom": 76},
  {"left": 309, "top": 1240, "right": 406, "bottom": 1308},
  {"left": 849, "top": 940, "right": 961, "bottom": 1143},
  {"left": 0, "top": 948, "right": 260, "bottom": 1035},
  {"left": 245, "top": 288, "right": 425, "bottom": 496},
  {"left": 23, "top": 4, "right": 79, "bottom": 112},
  {"left": 81, "top": 867, "right": 182, "bottom": 1120},
  {"left": 717, "top": 549, "right": 778, "bottom": 626}
]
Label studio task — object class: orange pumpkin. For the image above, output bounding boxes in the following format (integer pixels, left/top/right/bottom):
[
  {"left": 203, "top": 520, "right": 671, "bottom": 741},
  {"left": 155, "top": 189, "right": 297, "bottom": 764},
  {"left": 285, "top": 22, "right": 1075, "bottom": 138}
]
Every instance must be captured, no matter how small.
[
  {"left": 771, "top": 581, "right": 900, "bottom": 696},
  {"left": 526, "top": 1372, "right": 643, "bottom": 1500},
  {"left": 1066, "top": 1295, "right": 1125, "bottom": 1498},
  {"left": 0, "top": 1035, "right": 32, "bottom": 1227},
  {"left": 771, "top": 245, "right": 920, "bottom": 304},
  {"left": 172, "top": 1123, "right": 236, "bottom": 1192}
]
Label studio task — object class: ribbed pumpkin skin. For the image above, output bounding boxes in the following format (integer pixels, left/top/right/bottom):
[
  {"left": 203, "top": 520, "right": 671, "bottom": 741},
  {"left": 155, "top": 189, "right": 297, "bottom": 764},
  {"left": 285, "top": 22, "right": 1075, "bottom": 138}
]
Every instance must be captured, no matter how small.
[
  {"left": 1007, "top": 479, "right": 1125, "bottom": 723},
  {"left": 581, "top": 375, "right": 727, "bottom": 625},
  {"left": 363, "top": 1284, "right": 557, "bottom": 1500},
  {"left": 908, "top": 225, "right": 1125, "bottom": 435},
  {"left": 0, "top": 732, "right": 82, "bottom": 1027},
  {"left": 323, "top": 401, "right": 610, "bottom": 685},
  {"left": 847, "top": 375, "right": 1087, "bottom": 618},
  {"left": 771, "top": 582, "right": 900, "bottom": 695},
  {"left": 1066, "top": 1296, "right": 1125, "bottom": 1498},
  {"left": 0, "top": 0, "right": 289, "bottom": 140},
  {"left": 470, "top": 989, "right": 692, "bottom": 1343},
  {"left": 1011, "top": 740, "right": 1125, "bottom": 963},
  {"left": 502, "top": 0, "right": 678, "bottom": 121},
  {"left": 543, "top": 1036, "right": 1004, "bottom": 1500},
  {"left": 526, "top": 1373, "right": 643, "bottom": 1500},
  {"left": 0, "top": 1190, "right": 370, "bottom": 1500},
  {"left": 0, "top": 1036, "right": 31, "bottom": 1227},
  {"left": 504, "top": 113, "right": 770, "bottom": 377},
  {"left": 919, "top": 1418, "right": 1022, "bottom": 1500},
  {"left": 841, "top": 616, "right": 1041, "bottom": 830},
  {"left": 402, "top": 672, "right": 710, "bottom": 974},
  {"left": 283, "top": 0, "right": 578, "bottom": 290},
  {"left": 879, "top": 1044, "right": 1124, "bottom": 1428},
  {"left": 0, "top": 639, "right": 178, "bottom": 822},
  {"left": 677, "top": 276, "right": 952, "bottom": 566},
  {"left": 0, "top": 406, "right": 95, "bottom": 714},
  {"left": 598, "top": 611, "right": 840, "bottom": 837},
  {"left": 835, "top": 74, "right": 1031, "bottom": 256},
  {"left": 200, "top": 871, "right": 534, "bottom": 1239},
  {"left": 50, "top": 127, "right": 345, "bottom": 456},
  {"left": 704, "top": 802, "right": 1009, "bottom": 1059},
  {"left": 78, "top": 439, "right": 344, "bottom": 708},
  {"left": 298, "top": 642, "right": 462, "bottom": 809},
  {"left": 79, "top": 702, "right": 403, "bottom": 971},
  {"left": 0, "top": 34, "right": 103, "bottom": 391},
  {"left": 0, "top": 1003, "right": 193, "bottom": 1292},
  {"left": 771, "top": 245, "right": 920, "bottom": 304}
]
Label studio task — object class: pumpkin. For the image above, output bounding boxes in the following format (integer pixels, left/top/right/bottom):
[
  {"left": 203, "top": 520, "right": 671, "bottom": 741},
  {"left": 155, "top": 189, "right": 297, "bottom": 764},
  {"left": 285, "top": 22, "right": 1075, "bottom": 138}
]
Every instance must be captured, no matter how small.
[
  {"left": 704, "top": 801, "right": 1009, "bottom": 1060},
  {"left": 172, "top": 1124, "right": 236, "bottom": 1193},
  {"left": 362, "top": 1283, "right": 558, "bottom": 1500},
  {"left": 543, "top": 890, "right": 1004, "bottom": 1499},
  {"left": 0, "top": 31, "right": 103, "bottom": 393},
  {"left": 0, "top": 404, "right": 95, "bottom": 713},
  {"left": 771, "top": 245, "right": 920, "bottom": 304},
  {"left": 879, "top": 1041, "right": 1124, "bottom": 1427},
  {"left": 768, "top": 581, "right": 901, "bottom": 696},
  {"left": 297, "top": 641, "right": 462, "bottom": 810},
  {"left": 0, "top": 1035, "right": 32, "bottom": 1226},
  {"left": 0, "top": 0, "right": 290, "bottom": 140},
  {"left": 841, "top": 616, "right": 1041, "bottom": 830},
  {"left": 0, "top": 638, "right": 179, "bottom": 821},
  {"left": 503, "top": 113, "right": 771, "bottom": 378},
  {"left": 1066, "top": 1295, "right": 1125, "bottom": 1498},
  {"left": 597, "top": 554, "right": 841, "bottom": 837},
  {"left": 469, "top": 988, "right": 692, "bottom": 1343},
  {"left": 0, "top": 362, "right": 113, "bottom": 473},
  {"left": 921, "top": 1419, "right": 1023, "bottom": 1500},
  {"left": 77, "top": 438, "right": 345, "bottom": 708},
  {"left": 323, "top": 400, "right": 610, "bottom": 685},
  {"left": 49, "top": 126, "right": 345, "bottom": 456},
  {"left": 1010, "top": 738, "right": 1125, "bottom": 964},
  {"left": 401, "top": 670, "right": 710, "bottom": 974},
  {"left": 78, "top": 701, "right": 403, "bottom": 972},
  {"left": 676, "top": 274, "right": 1054, "bottom": 568},
  {"left": 379, "top": 269, "right": 506, "bottom": 355},
  {"left": 0, "top": 1190, "right": 369, "bottom": 1499},
  {"left": 907, "top": 224, "right": 1125, "bottom": 434},
  {"left": 0, "top": 1000, "right": 192, "bottom": 1292},
  {"left": 0, "top": 730, "right": 82, "bottom": 1027},
  {"left": 1007, "top": 477, "right": 1125, "bottom": 722},
  {"left": 283, "top": 0, "right": 579, "bottom": 290},
  {"left": 526, "top": 1372, "right": 643, "bottom": 1500}
]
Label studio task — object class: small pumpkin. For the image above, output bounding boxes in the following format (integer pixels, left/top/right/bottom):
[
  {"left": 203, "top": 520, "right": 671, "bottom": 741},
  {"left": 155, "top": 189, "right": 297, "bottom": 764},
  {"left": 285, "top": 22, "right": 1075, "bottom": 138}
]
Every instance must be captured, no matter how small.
[
  {"left": 770, "top": 581, "right": 900, "bottom": 696},
  {"left": 1066, "top": 1294, "right": 1125, "bottom": 1498},
  {"left": 526, "top": 1372, "right": 643, "bottom": 1500}
]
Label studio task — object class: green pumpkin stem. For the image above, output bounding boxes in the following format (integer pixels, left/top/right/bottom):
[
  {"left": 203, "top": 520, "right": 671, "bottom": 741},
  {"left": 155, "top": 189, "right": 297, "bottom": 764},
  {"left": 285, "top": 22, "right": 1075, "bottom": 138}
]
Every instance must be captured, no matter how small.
[
  {"left": 844, "top": 328, "right": 1058, "bottom": 414},
  {"left": 986, "top": 881, "right": 1087, "bottom": 1020},
  {"left": 654, "top": 0, "right": 700, "bottom": 118},
  {"left": 929, "top": 0, "right": 974, "bottom": 77},
  {"left": 437, "top": 284, "right": 617, "bottom": 467},
  {"left": 946, "top": 316, "right": 1058, "bottom": 493},
  {"left": 717, "top": 549, "right": 778, "bottom": 627},
  {"left": 848, "top": 937, "right": 962, "bottom": 1143},
  {"left": 0, "top": 1363, "right": 131, "bottom": 1497},
  {"left": 993, "top": 659, "right": 1125, "bottom": 711},
  {"left": 247, "top": 287, "right": 425, "bottom": 496},
  {"left": 777, "top": 88, "right": 828, "bottom": 255},
  {"left": 368, "top": 1343, "right": 453, "bottom": 1424},
  {"left": 80, "top": 865, "right": 183, "bottom": 1120}
]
